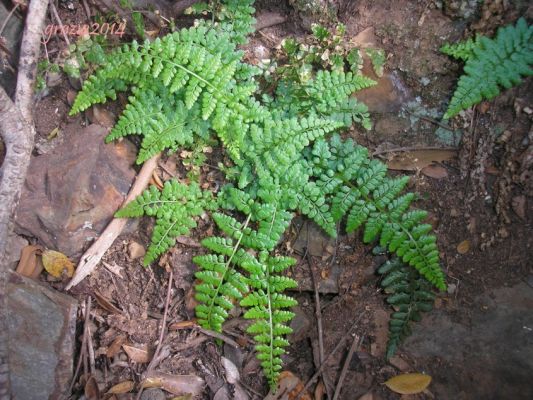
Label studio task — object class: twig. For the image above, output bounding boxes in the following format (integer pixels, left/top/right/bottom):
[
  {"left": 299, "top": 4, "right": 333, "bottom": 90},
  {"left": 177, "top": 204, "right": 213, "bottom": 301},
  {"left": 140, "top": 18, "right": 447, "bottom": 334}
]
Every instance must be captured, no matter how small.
[
  {"left": 66, "top": 153, "right": 162, "bottom": 289},
  {"left": 136, "top": 269, "right": 174, "bottom": 400},
  {"left": 305, "top": 252, "right": 325, "bottom": 385},
  {"left": 403, "top": 109, "right": 454, "bottom": 131},
  {"left": 295, "top": 311, "right": 366, "bottom": 400},
  {"left": 196, "top": 327, "right": 240, "bottom": 348},
  {"left": 49, "top": 2, "right": 71, "bottom": 47},
  {"left": 149, "top": 270, "right": 173, "bottom": 371},
  {"left": 81, "top": 0, "right": 92, "bottom": 21},
  {"left": 68, "top": 297, "right": 92, "bottom": 394},
  {"left": 0, "top": 3, "right": 20, "bottom": 37},
  {"left": 372, "top": 145, "right": 457, "bottom": 157},
  {"left": 332, "top": 335, "right": 364, "bottom": 400}
]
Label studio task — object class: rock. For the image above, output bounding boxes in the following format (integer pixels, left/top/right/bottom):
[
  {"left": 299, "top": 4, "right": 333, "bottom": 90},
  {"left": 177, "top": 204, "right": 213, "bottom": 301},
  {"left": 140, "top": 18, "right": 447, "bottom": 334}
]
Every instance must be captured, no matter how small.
[
  {"left": 373, "top": 115, "right": 411, "bottom": 140},
  {"left": 14, "top": 123, "right": 137, "bottom": 258},
  {"left": 4, "top": 233, "right": 29, "bottom": 268},
  {"left": 355, "top": 71, "right": 412, "bottom": 114},
  {"left": 141, "top": 388, "right": 166, "bottom": 400},
  {"left": 7, "top": 271, "right": 78, "bottom": 400},
  {"left": 443, "top": 0, "right": 480, "bottom": 20},
  {"left": 371, "top": 309, "right": 390, "bottom": 357},
  {"left": 404, "top": 283, "right": 533, "bottom": 399},
  {"left": 292, "top": 219, "right": 335, "bottom": 257},
  {"left": 290, "top": 306, "right": 312, "bottom": 342}
]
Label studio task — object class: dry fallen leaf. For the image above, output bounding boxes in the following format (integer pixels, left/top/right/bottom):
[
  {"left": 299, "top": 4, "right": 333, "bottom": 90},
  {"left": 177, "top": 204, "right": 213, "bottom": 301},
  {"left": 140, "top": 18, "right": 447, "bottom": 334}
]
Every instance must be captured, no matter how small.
[
  {"left": 384, "top": 373, "right": 432, "bottom": 395},
  {"left": 221, "top": 357, "right": 240, "bottom": 384},
  {"left": 128, "top": 241, "right": 146, "bottom": 260},
  {"left": 94, "top": 290, "right": 122, "bottom": 314},
  {"left": 357, "top": 393, "right": 375, "bottom": 400},
  {"left": 387, "top": 149, "right": 456, "bottom": 171},
  {"left": 457, "top": 240, "right": 470, "bottom": 254},
  {"left": 15, "top": 245, "right": 44, "bottom": 279},
  {"left": 169, "top": 320, "right": 197, "bottom": 330},
  {"left": 264, "top": 371, "right": 311, "bottom": 400},
  {"left": 84, "top": 375, "right": 100, "bottom": 400},
  {"left": 107, "top": 380, "right": 135, "bottom": 394},
  {"left": 314, "top": 379, "right": 326, "bottom": 400},
  {"left": 107, "top": 335, "right": 127, "bottom": 358},
  {"left": 141, "top": 372, "right": 204, "bottom": 396},
  {"left": 42, "top": 249, "right": 75, "bottom": 278},
  {"left": 122, "top": 344, "right": 153, "bottom": 363},
  {"left": 421, "top": 164, "right": 448, "bottom": 179}
]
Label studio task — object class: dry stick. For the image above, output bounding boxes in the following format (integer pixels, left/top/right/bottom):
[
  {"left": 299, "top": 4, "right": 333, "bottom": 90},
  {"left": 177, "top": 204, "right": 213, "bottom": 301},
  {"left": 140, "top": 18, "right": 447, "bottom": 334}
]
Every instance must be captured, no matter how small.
[
  {"left": 196, "top": 327, "right": 240, "bottom": 348},
  {"left": 68, "top": 297, "right": 92, "bottom": 395},
  {"left": 332, "top": 334, "right": 364, "bottom": 400},
  {"left": 403, "top": 109, "right": 455, "bottom": 132},
  {"left": 295, "top": 311, "right": 366, "bottom": 400},
  {"left": 136, "top": 269, "right": 174, "bottom": 400},
  {"left": 0, "top": 3, "right": 20, "bottom": 37},
  {"left": 305, "top": 252, "right": 327, "bottom": 394},
  {"left": 49, "top": 1, "right": 71, "bottom": 47},
  {"left": 372, "top": 145, "right": 458, "bottom": 157},
  {"left": 66, "top": 153, "right": 161, "bottom": 289}
]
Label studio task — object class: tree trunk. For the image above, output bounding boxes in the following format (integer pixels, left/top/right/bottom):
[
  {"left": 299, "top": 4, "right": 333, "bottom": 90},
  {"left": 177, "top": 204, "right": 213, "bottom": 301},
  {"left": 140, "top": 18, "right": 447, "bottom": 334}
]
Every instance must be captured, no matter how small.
[
  {"left": 0, "top": 88, "right": 34, "bottom": 400},
  {"left": 0, "top": 0, "right": 48, "bottom": 397}
]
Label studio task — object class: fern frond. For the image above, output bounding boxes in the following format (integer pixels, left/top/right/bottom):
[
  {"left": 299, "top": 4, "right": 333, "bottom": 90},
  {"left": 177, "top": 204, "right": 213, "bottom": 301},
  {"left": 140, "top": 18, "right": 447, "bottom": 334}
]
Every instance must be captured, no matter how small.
[
  {"left": 305, "top": 135, "right": 446, "bottom": 290},
  {"left": 378, "top": 258, "right": 435, "bottom": 358},
  {"left": 115, "top": 180, "right": 215, "bottom": 265},
  {"left": 240, "top": 251, "right": 297, "bottom": 388},
  {"left": 440, "top": 35, "right": 481, "bottom": 61},
  {"left": 444, "top": 18, "right": 533, "bottom": 118}
]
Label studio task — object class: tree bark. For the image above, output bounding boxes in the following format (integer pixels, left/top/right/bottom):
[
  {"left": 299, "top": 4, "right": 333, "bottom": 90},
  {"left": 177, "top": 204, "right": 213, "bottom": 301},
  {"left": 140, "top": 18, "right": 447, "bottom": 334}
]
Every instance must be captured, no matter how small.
[{"left": 0, "top": 1, "right": 48, "bottom": 398}]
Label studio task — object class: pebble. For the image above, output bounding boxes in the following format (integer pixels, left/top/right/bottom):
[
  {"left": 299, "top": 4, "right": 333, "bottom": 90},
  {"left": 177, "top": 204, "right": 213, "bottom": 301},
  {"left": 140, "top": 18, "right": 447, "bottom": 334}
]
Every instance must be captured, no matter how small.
[{"left": 141, "top": 388, "right": 165, "bottom": 400}]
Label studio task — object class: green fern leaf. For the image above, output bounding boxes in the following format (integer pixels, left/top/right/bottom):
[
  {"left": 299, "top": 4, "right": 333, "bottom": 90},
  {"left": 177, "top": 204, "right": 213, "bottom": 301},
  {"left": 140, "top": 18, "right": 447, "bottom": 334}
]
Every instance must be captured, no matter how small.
[
  {"left": 115, "top": 180, "right": 215, "bottom": 265},
  {"left": 444, "top": 18, "right": 533, "bottom": 118},
  {"left": 378, "top": 257, "right": 435, "bottom": 359}
]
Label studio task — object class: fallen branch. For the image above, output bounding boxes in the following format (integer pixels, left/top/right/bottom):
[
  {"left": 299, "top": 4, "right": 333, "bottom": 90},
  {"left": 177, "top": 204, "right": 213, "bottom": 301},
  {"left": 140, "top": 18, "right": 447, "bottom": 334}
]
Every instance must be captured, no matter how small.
[
  {"left": 0, "top": 1, "right": 49, "bottom": 398},
  {"left": 66, "top": 153, "right": 161, "bottom": 289}
]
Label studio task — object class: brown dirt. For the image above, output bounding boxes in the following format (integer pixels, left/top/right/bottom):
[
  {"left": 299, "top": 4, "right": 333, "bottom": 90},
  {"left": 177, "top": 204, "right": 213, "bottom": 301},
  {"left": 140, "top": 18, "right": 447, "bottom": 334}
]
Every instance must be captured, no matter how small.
[{"left": 22, "top": 1, "right": 533, "bottom": 399}]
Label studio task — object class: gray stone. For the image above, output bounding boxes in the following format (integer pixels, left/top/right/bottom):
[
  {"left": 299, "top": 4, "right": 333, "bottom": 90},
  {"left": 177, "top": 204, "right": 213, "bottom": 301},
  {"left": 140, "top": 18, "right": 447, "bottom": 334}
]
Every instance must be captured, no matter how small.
[
  {"left": 7, "top": 271, "right": 78, "bottom": 400},
  {"left": 405, "top": 283, "right": 533, "bottom": 399},
  {"left": 141, "top": 388, "right": 166, "bottom": 400}
]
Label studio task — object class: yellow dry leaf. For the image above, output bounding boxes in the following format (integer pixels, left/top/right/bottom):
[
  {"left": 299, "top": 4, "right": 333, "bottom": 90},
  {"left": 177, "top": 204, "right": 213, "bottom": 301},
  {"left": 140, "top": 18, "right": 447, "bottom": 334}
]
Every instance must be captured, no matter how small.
[
  {"left": 384, "top": 373, "right": 432, "bottom": 395},
  {"left": 107, "top": 380, "right": 135, "bottom": 394},
  {"left": 457, "top": 240, "right": 470, "bottom": 254},
  {"left": 42, "top": 250, "right": 75, "bottom": 278}
]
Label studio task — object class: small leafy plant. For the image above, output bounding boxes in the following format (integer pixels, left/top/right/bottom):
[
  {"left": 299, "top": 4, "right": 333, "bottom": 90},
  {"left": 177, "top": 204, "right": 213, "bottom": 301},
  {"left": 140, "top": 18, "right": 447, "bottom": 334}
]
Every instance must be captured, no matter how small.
[
  {"left": 70, "top": 0, "right": 446, "bottom": 388},
  {"left": 442, "top": 18, "right": 533, "bottom": 119}
]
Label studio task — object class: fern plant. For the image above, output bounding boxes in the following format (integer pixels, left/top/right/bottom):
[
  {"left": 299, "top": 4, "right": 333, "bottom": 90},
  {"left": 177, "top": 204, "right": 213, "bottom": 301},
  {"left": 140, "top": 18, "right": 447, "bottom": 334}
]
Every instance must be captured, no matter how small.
[
  {"left": 443, "top": 18, "right": 533, "bottom": 119},
  {"left": 115, "top": 180, "right": 216, "bottom": 265},
  {"left": 69, "top": 0, "right": 448, "bottom": 389},
  {"left": 377, "top": 257, "right": 435, "bottom": 359},
  {"left": 194, "top": 190, "right": 297, "bottom": 387}
]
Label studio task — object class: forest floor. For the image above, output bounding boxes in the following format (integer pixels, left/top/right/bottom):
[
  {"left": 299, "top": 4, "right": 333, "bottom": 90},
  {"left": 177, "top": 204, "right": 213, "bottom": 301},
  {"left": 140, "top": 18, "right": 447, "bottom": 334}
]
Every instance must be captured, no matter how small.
[{"left": 3, "top": 1, "right": 533, "bottom": 399}]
